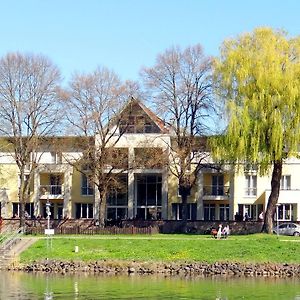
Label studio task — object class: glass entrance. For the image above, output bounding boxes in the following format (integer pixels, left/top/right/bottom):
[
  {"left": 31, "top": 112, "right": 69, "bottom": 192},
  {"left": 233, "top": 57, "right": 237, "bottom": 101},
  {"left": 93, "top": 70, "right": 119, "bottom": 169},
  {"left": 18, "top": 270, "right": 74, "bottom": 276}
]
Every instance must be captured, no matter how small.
[{"left": 135, "top": 174, "right": 162, "bottom": 220}]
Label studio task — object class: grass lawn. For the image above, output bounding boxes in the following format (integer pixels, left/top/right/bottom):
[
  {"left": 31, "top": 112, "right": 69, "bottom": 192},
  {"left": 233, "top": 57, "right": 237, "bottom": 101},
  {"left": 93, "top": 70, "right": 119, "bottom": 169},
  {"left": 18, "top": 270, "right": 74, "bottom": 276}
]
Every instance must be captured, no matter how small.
[{"left": 20, "top": 233, "right": 300, "bottom": 264}]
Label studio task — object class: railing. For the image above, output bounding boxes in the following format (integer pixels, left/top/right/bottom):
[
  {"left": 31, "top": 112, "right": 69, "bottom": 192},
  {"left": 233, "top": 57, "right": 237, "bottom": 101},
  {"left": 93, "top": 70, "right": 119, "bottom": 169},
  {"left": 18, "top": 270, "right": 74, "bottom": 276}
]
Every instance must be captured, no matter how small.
[
  {"left": 0, "top": 226, "right": 15, "bottom": 244},
  {"left": 203, "top": 185, "right": 230, "bottom": 197},
  {"left": 244, "top": 188, "right": 257, "bottom": 196},
  {"left": 0, "top": 227, "right": 24, "bottom": 251},
  {"left": 40, "top": 185, "right": 63, "bottom": 195},
  {"left": 26, "top": 226, "right": 158, "bottom": 235}
]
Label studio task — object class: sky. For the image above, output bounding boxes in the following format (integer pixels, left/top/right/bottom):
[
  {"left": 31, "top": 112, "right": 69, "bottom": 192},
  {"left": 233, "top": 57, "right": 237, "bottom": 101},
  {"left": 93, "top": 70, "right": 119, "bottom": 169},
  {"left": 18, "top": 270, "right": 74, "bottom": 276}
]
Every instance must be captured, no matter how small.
[{"left": 1, "top": 0, "right": 300, "bottom": 84}]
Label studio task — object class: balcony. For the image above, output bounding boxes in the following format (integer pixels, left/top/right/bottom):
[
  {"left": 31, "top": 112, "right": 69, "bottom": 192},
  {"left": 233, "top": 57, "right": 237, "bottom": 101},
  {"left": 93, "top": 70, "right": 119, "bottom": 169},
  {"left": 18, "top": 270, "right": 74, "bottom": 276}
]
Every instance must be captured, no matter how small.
[
  {"left": 265, "top": 189, "right": 300, "bottom": 204},
  {"left": 39, "top": 185, "right": 64, "bottom": 199},
  {"left": 203, "top": 185, "right": 230, "bottom": 200}
]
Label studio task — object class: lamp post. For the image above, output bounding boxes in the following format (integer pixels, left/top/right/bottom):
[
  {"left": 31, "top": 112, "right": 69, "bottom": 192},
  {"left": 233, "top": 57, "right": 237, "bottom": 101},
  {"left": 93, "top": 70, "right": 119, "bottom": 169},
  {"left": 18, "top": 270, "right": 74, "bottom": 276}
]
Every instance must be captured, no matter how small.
[
  {"left": 46, "top": 193, "right": 51, "bottom": 230},
  {"left": 45, "top": 192, "right": 53, "bottom": 252}
]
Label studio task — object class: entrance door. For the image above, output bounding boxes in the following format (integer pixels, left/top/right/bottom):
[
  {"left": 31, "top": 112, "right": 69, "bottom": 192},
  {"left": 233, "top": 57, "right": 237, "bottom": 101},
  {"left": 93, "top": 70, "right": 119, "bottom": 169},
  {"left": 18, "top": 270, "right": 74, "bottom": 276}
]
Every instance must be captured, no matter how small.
[{"left": 135, "top": 174, "right": 162, "bottom": 220}]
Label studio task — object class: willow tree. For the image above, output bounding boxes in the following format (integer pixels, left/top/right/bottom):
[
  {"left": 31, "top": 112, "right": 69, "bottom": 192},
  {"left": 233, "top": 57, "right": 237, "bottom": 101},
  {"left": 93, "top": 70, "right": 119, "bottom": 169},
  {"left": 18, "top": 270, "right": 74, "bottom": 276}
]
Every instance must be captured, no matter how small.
[{"left": 212, "top": 28, "right": 300, "bottom": 233}]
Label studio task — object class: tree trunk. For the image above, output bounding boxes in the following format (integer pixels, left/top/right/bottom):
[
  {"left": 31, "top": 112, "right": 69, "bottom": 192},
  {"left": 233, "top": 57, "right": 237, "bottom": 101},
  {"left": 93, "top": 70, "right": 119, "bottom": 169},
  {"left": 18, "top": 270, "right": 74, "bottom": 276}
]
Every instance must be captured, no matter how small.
[
  {"left": 18, "top": 176, "right": 25, "bottom": 228},
  {"left": 262, "top": 160, "right": 282, "bottom": 233},
  {"left": 181, "top": 193, "right": 188, "bottom": 222},
  {"left": 19, "top": 200, "right": 25, "bottom": 228},
  {"left": 97, "top": 188, "right": 107, "bottom": 227},
  {"left": 179, "top": 184, "right": 191, "bottom": 233},
  {"left": 99, "top": 200, "right": 106, "bottom": 227}
]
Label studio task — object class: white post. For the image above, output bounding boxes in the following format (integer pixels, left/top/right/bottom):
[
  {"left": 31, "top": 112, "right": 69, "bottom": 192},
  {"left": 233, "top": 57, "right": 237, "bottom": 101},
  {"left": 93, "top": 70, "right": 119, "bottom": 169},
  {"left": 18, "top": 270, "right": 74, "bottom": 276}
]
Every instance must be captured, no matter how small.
[
  {"left": 276, "top": 203, "right": 280, "bottom": 236},
  {"left": 46, "top": 194, "right": 50, "bottom": 230}
]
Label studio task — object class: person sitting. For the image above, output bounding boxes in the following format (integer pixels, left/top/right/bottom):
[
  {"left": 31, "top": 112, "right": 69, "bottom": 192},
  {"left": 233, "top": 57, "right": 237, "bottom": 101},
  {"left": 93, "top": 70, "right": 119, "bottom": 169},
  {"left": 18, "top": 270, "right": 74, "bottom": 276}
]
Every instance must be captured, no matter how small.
[
  {"left": 222, "top": 225, "right": 230, "bottom": 239},
  {"left": 211, "top": 227, "right": 218, "bottom": 238}
]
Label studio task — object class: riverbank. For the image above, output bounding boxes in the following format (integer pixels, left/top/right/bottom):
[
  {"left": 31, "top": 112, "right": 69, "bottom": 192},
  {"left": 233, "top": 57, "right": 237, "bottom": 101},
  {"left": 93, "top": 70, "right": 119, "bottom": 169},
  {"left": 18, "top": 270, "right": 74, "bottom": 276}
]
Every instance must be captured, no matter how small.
[
  {"left": 10, "top": 259, "right": 300, "bottom": 278},
  {"left": 19, "top": 234, "right": 300, "bottom": 264},
  {"left": 7, "top": 233, "right": 300, "bottom": 278}
]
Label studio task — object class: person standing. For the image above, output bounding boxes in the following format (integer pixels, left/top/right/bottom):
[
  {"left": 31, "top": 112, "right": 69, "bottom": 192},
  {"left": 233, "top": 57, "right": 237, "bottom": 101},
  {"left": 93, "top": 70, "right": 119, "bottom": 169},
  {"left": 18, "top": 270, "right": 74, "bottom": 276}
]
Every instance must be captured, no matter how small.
[{"left": 217, "top": 224, "right": 222, "bottom": 240}]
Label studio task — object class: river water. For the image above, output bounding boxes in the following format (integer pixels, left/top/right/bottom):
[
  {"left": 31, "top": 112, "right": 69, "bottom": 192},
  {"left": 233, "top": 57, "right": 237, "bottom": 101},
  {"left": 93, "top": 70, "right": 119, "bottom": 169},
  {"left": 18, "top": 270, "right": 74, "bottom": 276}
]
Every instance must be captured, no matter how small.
[{"left": 0, "top": 272, "right": 300, "bottom": 299}]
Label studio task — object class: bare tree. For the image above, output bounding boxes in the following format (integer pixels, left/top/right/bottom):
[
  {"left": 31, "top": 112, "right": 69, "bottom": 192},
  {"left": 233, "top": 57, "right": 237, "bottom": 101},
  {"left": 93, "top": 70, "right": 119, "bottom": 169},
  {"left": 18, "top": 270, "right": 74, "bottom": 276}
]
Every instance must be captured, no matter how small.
[
  {"left": 63, "top": 67, "right": 130, "bottom": 226},
  {"left": 141, "top": 45, "right": 215, "bottom": 226},
  {"left": 0, "top": 52, "right": 61, "bottom": 226}
]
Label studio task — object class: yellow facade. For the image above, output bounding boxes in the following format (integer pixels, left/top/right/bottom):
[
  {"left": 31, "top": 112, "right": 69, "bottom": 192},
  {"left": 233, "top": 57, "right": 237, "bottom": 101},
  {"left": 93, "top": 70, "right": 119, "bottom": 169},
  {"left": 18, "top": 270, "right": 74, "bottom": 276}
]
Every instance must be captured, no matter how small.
[{"left": 1, "top": 100, "right": 300, "bottom": 222}]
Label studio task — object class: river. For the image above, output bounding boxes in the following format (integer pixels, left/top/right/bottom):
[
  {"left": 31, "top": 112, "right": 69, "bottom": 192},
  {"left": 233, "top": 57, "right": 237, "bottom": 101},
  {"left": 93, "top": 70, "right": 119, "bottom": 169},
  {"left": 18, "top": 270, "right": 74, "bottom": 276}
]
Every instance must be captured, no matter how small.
[{"left": 0, "top": 272, "right": 299, "bottom": 299}]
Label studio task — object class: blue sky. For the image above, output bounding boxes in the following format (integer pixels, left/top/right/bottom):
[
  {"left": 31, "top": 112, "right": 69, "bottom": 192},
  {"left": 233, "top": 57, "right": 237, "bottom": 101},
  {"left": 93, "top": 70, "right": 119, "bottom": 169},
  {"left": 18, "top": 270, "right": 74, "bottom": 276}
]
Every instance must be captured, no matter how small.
[{"left": 1, "top": 0, "right": 300, "bottom": 83}]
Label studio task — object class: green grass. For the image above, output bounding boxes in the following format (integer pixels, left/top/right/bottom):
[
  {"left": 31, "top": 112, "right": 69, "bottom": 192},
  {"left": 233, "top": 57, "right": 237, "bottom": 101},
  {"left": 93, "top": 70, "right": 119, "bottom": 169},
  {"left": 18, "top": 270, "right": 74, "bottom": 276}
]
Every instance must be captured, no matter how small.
[{"left": 20, "top": 233, "right": 300, "bottom": 264}]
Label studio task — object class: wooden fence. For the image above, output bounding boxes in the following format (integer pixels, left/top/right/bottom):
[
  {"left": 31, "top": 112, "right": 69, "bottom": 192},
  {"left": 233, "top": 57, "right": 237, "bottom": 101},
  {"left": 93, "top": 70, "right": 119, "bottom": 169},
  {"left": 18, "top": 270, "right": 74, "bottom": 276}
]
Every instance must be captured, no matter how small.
[{"left": 25, "top": 226, "right": 159, "bottom": 235}]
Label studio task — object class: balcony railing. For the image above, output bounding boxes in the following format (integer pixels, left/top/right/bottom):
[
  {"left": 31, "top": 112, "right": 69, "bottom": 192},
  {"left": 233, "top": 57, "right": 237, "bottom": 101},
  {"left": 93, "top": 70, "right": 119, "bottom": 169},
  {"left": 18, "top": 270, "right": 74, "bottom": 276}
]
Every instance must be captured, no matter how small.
[
  {"left": 203, "top": 185, "right": 230, "bottom": 197},
  {"left": 40, "top": 185, "right": 63, "bottom": 196},
  {"left": 244, "top": 188, "right": 257, "bottom": 197}
]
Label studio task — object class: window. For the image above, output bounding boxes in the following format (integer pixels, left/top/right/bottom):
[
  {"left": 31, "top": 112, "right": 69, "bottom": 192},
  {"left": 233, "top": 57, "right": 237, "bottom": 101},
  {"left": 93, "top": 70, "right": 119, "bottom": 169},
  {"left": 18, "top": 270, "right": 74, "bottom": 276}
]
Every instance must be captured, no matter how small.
[
  {"left": 12, "top": 203, "right": 34, "bottom": 218},
  {"left": 134, "top": 148, "right": 165, "bottom": 169},
  {"left": 107, "top": 175, "right": 128, "bottom": 220},
  {"left": 276, "top": 204, "right": 293, "bottom": 221},
  {"left": 107, "top": 207, "right": 127, "bottom": 220},
  {"left": 238, "top": 204, "right": 263, "bottom": 220},
  {"left": 204, "top": 204, "right": 215, "bottom": 221},
  {"left": 75, "top": 203, "right": 93, "bottom": 219},
  {"left": 136, "top": 174, "right": 162, "bottom": 220},
  {"left": 212, "top": 175, "right": 224, "bottom": 196},
  {"left": 136, "top": 175, "right": 162, "bottom": 207},
  {"left": 219, "top": 204, "right": 230, "bottom": 221},
  {"left": 244, "top": 164, "right": 258, "bottom": 173},
  {"left": 50, "top": 174, "right": 62, "bottom": 195},
  {"left": 280, "top": 175, "right": 291, "bottom": 190},
  {"left": 107, "top": 176, "right": 128, "bottom": 206},
  {"left": 245, "top": 175, "right": 257, "bottom": 196},
  {"left": 81, "top": 174, "right": 94, "bottom": 196},
  {"left": 119, "top": 115, "right": 160, "bottom": 134},
  {"left": 171, "top": 203, "right": 197, "bottom": 220}
]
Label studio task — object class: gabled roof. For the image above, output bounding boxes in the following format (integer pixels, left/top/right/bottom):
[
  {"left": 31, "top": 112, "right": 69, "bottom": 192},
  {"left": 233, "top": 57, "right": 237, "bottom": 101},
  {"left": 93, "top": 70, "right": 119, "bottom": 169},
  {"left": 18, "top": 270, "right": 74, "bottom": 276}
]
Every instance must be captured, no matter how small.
[
  {"left": 119, "top": 97, "right": 170, "bottom": 134},
  {"left": 138, "top": 100, "right": 170, "bottom": 134}
]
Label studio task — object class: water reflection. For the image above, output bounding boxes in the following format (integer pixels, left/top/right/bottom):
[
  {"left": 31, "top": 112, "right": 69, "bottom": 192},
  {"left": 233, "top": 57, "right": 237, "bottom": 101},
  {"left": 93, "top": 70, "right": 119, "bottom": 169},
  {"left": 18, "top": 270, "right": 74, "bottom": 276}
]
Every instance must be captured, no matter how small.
[
  {"left": 44, "top": 275, "right": 53, "bottom": 300},
  {"left": 74, "top": 281, "right": 79, "bottom": 300},
  {"left": 0, "top": 272, "right": 299, "bottom": 299}
]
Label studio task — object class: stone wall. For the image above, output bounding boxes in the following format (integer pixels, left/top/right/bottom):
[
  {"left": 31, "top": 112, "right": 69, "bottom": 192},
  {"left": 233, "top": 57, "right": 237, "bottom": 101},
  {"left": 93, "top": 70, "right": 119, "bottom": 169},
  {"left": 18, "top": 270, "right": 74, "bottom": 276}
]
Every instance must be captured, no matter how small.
[
  {"left": 0, "top": 218, "right": 273, "bottom": 235},
  {"left": 10, "top": 260, "right": 300, "bottom": 278},
  {"left": 160, "top": 220, "right": 265, "bottom": 235}
]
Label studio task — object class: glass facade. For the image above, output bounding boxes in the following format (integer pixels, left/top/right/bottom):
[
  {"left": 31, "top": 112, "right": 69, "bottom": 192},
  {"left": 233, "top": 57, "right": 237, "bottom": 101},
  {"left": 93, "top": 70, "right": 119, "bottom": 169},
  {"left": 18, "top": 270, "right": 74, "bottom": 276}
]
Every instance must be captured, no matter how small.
[
  {"left": 75, "top": 203, "right": 93, "bottom": 219},
  {"left": 171, "top": 203, "right": 197, "bottom": 220},
  {"left": 107, "top": 175, "right": 128, "bottom": 220},
  {"left": 135, "top": 174, "right": 162, "bottom": 220}
]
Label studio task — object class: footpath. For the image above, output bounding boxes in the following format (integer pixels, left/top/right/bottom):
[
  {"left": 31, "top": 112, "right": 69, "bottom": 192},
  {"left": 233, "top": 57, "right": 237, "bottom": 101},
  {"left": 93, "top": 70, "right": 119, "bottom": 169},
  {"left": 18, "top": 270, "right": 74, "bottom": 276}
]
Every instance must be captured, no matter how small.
[{"left": 0, "top": 237, "right": 38, "bottom": 270}]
